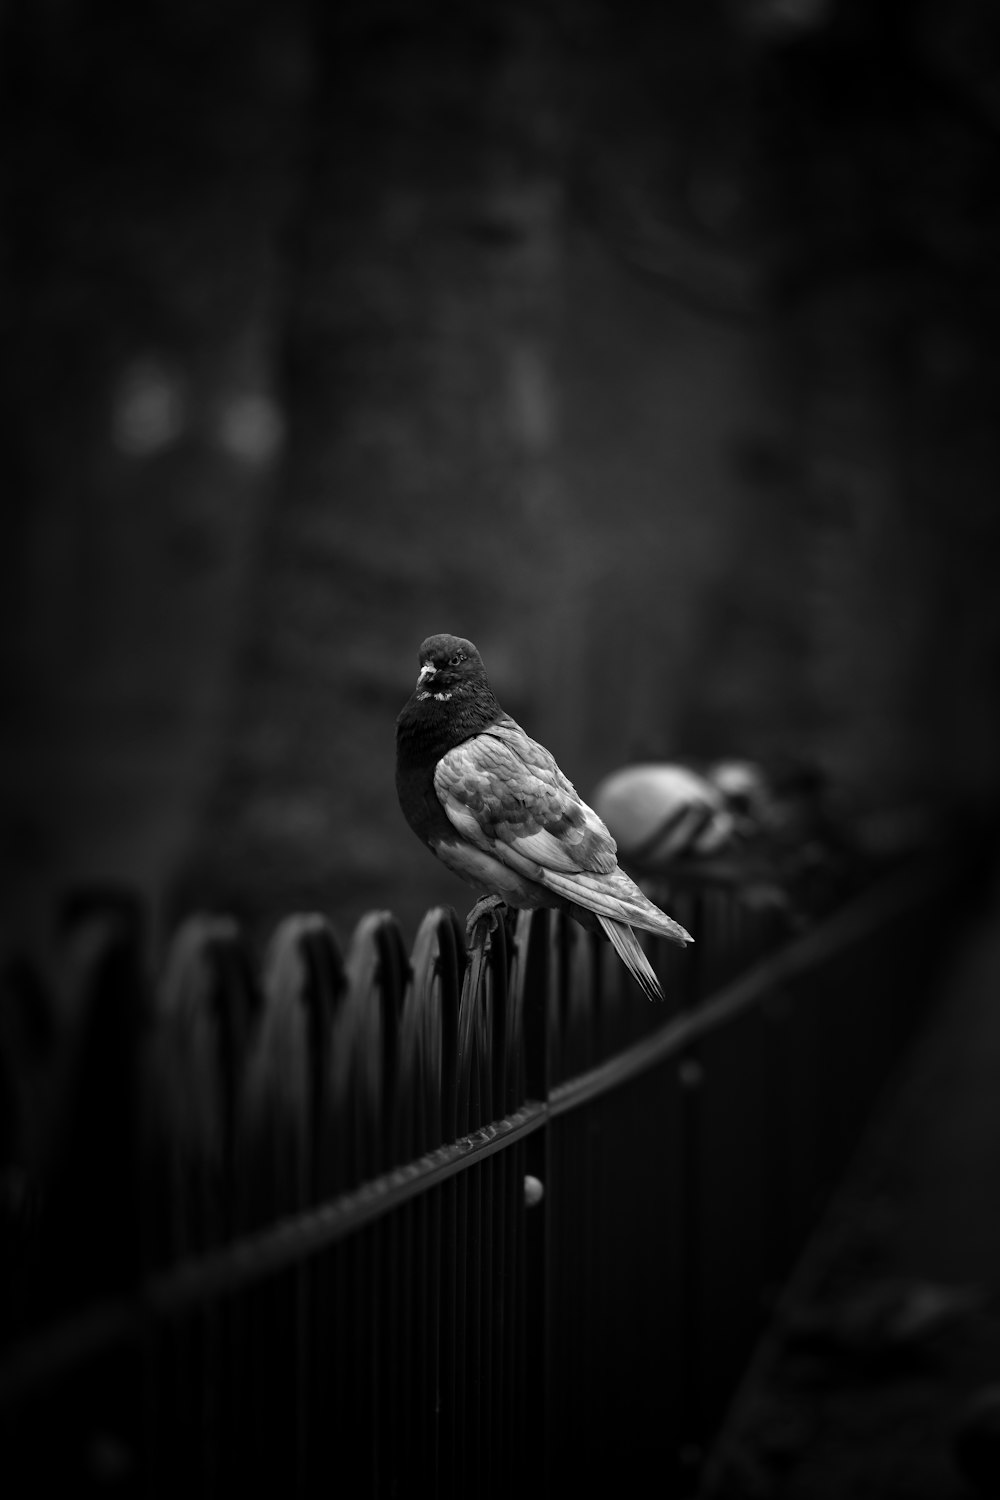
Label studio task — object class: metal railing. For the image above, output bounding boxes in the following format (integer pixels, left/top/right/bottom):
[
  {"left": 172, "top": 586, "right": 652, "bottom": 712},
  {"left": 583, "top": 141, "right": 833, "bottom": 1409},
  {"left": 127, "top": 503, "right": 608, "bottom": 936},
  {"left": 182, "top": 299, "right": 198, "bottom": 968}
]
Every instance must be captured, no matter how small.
[{"left": 0, "top": 857, "right": 959, "bottom": 1497}]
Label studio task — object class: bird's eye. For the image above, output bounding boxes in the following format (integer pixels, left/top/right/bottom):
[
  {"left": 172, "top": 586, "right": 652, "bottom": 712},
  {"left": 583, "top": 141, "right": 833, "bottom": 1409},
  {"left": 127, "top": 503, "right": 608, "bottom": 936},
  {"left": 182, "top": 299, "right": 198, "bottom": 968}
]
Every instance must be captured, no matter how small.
[{"left": 448, "top": 652, "right": 465, "bottom": 666}]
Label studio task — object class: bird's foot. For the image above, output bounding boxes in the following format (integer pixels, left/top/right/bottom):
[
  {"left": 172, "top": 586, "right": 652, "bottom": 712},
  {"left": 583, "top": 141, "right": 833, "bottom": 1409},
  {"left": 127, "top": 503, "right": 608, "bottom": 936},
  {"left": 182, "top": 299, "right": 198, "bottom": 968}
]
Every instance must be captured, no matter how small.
[{"left": 466, "top": 895, "right": 506, "bottom": 950}]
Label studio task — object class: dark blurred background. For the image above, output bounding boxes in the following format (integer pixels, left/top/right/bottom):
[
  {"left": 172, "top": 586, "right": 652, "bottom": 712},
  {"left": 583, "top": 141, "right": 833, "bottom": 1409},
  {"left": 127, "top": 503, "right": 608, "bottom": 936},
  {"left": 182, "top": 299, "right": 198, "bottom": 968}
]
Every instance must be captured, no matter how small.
[{"left": 2, "top": 0, "right": 999, "bottom": 956}]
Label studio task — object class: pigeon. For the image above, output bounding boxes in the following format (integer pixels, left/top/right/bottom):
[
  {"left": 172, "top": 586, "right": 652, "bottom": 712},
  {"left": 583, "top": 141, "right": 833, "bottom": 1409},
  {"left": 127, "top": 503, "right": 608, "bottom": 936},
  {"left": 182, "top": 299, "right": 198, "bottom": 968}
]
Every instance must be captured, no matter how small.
[
  {"left": 591, "top": 759, "right": 798, "bottom": 920},
  {"left": 592, "top": 754, "right": 865, "bottom": 921},
  {"left": 395, "top": 633, "right": 692, "bottom": 1002},
  {"left": 591, "top": 762, "right": 739, "bottom": 868}
]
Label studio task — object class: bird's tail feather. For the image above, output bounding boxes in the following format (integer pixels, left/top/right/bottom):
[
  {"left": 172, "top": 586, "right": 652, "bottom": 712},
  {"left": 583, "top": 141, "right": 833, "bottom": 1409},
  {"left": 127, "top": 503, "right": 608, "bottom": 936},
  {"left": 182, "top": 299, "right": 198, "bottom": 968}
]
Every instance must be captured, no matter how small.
[
  {"left": 598, "top": 917, "right": 664, "bottom": 1003},
  {"left": 530, "top": 863, "right": 693, "bottom": 947}
]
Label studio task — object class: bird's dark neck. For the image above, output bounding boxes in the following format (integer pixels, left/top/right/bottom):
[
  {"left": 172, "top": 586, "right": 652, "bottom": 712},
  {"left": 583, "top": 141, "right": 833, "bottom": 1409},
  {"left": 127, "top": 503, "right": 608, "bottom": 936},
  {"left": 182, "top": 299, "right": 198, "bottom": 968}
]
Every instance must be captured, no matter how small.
[{"left": 396, "top": 685, "right": 503, "bottom": 769}]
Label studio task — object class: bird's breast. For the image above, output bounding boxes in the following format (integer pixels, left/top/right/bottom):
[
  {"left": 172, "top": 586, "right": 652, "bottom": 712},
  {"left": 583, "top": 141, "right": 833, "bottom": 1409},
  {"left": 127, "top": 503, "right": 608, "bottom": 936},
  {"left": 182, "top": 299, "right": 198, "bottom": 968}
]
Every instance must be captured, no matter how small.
[{"left": 395, "top": 759, "right": 453, "bottom": 847}]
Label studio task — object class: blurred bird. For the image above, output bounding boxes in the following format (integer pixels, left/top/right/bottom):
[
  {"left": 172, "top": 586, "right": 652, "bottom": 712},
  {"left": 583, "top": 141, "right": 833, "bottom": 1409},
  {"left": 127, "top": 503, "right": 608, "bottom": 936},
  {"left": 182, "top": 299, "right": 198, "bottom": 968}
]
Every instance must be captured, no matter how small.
[
  {"left": 395, "top": 634, "right": 693, "bottom": 1002},
  {"left": 592, "top": 753, "right": 861, "bottom": 921},
  {"left": 706, "top": 758, "right": 775, "bottom": 831},
  {"left": 708, "top": 756, "right": 840, "bottom": 850},
  {"left": 709, "top": 755, "right": 864, "bottom": 903},
  {"left": 591, "top": 762, "right": 740, "bottom": 869}
]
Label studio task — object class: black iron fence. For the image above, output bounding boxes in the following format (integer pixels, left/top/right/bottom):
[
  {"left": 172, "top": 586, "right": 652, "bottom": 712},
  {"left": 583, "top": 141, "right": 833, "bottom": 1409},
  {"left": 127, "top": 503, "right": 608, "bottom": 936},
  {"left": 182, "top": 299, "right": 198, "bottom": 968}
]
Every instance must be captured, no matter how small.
[{"left": 0, "top": 856, "right": 961, "bottom": 1498}]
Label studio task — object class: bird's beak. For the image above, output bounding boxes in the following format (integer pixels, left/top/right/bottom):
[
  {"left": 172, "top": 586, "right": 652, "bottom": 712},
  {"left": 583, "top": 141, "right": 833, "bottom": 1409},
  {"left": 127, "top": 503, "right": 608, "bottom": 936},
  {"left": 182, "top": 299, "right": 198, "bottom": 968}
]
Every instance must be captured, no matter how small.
[{"left": 417, "top": 661, "right": 436, "bottom": 687}]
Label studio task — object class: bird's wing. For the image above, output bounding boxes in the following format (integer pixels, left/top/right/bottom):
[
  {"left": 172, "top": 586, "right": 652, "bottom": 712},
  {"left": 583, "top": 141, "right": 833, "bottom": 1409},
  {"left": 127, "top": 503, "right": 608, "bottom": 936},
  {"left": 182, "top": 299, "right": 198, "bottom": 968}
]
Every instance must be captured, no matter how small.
[
  {"left": 433, "top": 719, "right": 692, "bottom": 945},
  {"left": 433, "top": 718, "right": 618, "bottom": 877}
]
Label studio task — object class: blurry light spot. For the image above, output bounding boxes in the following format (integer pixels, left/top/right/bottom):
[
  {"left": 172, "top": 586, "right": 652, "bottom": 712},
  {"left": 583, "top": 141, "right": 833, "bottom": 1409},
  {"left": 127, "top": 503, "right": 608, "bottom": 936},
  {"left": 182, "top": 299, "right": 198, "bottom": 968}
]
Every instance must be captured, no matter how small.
[
  {"left": 87, "top": 1433, "right": 133, "bottom": 1483},
  {"left": 215, "top": 392, "right": 285, "bottom": 464},
  {"left": 112, "top": 357, "right": 186, "bottom": 455},
  {"left": 678, "top": 1058, "right": 705, "bottom": 1090},
  {"left": 509, "top": 344, "right": 552, "bottom": 453},
  {"left": 780, "top": 0, "right": 830, "bottom": 26},
  {"left": 741, "top": 0, "right": 830, "bottom": 38}
]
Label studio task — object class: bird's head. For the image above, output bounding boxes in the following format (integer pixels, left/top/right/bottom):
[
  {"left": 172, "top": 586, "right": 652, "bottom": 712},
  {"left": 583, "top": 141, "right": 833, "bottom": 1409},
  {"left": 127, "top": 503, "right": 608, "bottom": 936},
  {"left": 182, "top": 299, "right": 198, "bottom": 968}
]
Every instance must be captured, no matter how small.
[
  {"left": 413, "top": 633, "right": 489, "bottom": 702},
  {"left": 709, "top": 759, "right": 769, "bottom": 818}
]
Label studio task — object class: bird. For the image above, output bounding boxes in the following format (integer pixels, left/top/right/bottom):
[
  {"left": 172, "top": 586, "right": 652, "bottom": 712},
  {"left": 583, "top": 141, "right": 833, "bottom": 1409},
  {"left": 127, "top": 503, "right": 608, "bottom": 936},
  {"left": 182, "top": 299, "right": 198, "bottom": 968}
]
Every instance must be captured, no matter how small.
[
  {"left": 395, "top": 633, "right": 693, "bottom": 1002},
  {"left": 591, "top": 752, "right": 865, "bottom": 924},
  {"left": 590, "top": 757, "right": 819, "bottom": 928},
  {"left": 591, "top": 761, "right": 740, "bottom": 869}
]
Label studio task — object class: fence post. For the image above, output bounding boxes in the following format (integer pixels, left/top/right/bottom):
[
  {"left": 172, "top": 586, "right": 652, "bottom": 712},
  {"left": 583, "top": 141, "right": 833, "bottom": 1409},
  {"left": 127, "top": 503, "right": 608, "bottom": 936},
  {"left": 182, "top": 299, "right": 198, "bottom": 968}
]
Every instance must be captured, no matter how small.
[
  {"left": 396, "top": 906, "right": 464, "bottom": 1493},
  {"left": 513, "top": 909, "right": 552, "bottom": 1499},
  {"left": 2, "top": 900, "right": 147, "bottom": 1496},
  {"left": 143, "top": 913, "right": 261, "bottom": 1498}
]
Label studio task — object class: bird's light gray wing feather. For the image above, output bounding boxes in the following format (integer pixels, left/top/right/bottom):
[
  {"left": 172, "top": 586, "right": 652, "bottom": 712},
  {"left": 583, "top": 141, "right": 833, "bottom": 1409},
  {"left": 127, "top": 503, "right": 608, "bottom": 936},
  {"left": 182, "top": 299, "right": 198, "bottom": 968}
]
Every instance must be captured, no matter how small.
[
  {"left": 434, "top": 726, "right": 617, "bottom": 876},
  {"left": 434, "top": 727, "right": 692, "bottom": 946}
]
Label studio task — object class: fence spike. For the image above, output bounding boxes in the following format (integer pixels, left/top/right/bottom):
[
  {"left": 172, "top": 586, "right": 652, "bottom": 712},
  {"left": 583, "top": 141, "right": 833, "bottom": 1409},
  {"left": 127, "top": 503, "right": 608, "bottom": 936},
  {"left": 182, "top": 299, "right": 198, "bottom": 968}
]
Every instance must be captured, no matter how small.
[
  {"left": 334, "top": 911, "right": 409, "bottom": 1185},
  {"left": 456, "top": 919, "right": 509, "bottom": 1136},
  {"left": 150, "top": 914, "right": 261, "bottom": 1251},
  {"left": 399, "top": 907, "right": 464, "bottom": 1158},
  {"left": 511, "top": 909, "right": 550, "bottom": 1106},
  {"left": 36, "top": 907, "right": 146, "bottom": 1316},
  {"left": 262, "top": 914, "right": 346, "bottom": 1202}
]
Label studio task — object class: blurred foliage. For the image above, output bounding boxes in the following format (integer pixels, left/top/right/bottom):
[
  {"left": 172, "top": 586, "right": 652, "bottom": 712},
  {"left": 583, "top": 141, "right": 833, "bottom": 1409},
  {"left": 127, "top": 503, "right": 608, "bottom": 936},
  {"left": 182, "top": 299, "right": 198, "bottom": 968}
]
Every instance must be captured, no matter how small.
[{"left": 1, "top": 0, "right": 999, "bottom": 947}]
